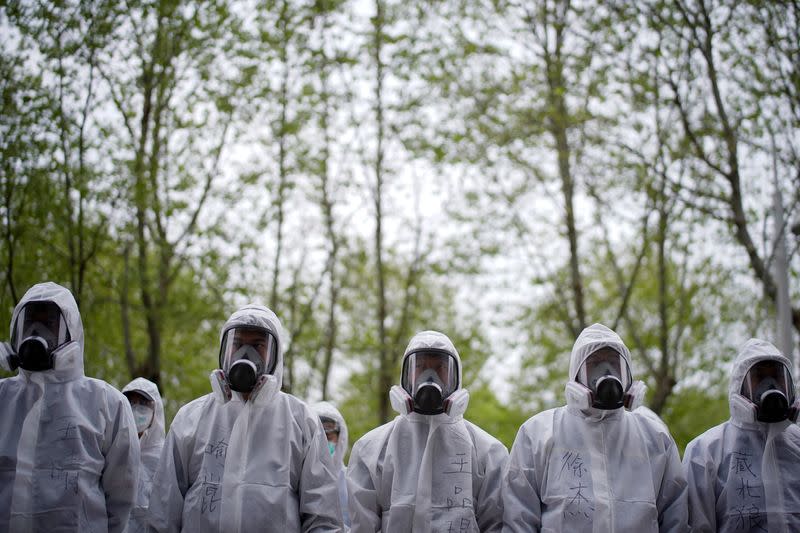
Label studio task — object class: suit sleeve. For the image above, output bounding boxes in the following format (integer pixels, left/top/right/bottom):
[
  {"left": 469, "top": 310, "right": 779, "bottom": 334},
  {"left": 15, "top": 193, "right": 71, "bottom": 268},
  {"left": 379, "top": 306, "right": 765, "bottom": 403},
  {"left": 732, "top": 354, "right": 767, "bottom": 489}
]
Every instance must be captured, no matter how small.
[
  {"left": 502, "top": 424, "right": 542, "bottom": 533},
  {"left": 297, "top": 419, "right": 344, "bottom": 532},
  {"left": 103, "top": 394, "right": 140, "bottom": 533},
  {"left": 147, "top": 417, "right": 190, "bottom": 533},
  {"left": 346, "top": 438, "right": 382, "bottom": 533},
  {"left": 655, "top": 431, "right": 689, "bottom": 533},
  {"left": 682, "top": 438, "right": 716, "bottom": 533},
  {"left": 474, "top": 436, "right": 509, "bottom": 532}
]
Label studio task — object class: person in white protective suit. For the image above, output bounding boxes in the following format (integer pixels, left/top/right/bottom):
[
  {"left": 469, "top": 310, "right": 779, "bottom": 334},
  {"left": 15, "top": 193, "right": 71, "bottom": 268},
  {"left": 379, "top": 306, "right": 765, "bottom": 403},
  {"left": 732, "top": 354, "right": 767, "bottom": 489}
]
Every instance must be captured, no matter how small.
[
  {"left": 122, "top": 377, "right": 165, "bottom": 533},
  {"left": 346, "top": 330, "right": 509, "bottom": 532},
  {"left": 683, "top": 338, "right": 800, "bottom": 532},
  {"left": 502, "top": 323, "right": 688, "bottom": 532},
  {"left": 312, "top": 401, "right": 351, "bottom": 529},
  {"left": 0, "top": 281, "right": 140, "bottom": 532},
  {"left": 147, "top": 304, "right": 343, "bottom": 532}
]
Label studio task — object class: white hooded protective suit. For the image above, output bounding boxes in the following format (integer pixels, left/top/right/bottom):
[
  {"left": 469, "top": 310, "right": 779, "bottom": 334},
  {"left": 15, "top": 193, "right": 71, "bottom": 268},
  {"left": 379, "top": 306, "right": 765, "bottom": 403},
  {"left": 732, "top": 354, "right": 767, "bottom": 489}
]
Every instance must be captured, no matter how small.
[
  {"left": 683, "top": 338, "right": 800, "bottom": 532},
  {"left": 122, "top": 377, "right": 165, "bottom": 533},
  {"left": 312, "top": 401, "right": 351, "bottom": 528},
  {"left": 0, "top": 282, "right": 140, "bottom": 532},
  {"left": 147, "top": 304, "right": 343, "bottom": 532},
  {"left": 346, "top": 330, "right": 509, "bottom": 532},
  {"left": 502, "top": 323, "right": 688, "bottom": 533}
]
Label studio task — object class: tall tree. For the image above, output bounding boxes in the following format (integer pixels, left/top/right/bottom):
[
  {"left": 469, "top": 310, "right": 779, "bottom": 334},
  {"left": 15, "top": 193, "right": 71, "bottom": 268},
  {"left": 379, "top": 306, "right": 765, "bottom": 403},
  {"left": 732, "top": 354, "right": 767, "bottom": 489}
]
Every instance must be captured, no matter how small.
[
  {"left": 371, "top": 0, "right": 392, "bottom": 423},
  {"left": 307, "top": 0, "right": 351, "bottom": 400},
  {"left": 2, "top": 1, "right": 121, "bottom": 307},
  {"left": 417, "top": 0, "right": 625, "bottom": 343},
  {"left": 646, "top": 0, "right": 800, "bottom": 353},
  {"left": 98, "top": 0, "right": 243, "bottom": 386},
  {"left": 0, "top": 49, "right": 55, "bottom": 307}
]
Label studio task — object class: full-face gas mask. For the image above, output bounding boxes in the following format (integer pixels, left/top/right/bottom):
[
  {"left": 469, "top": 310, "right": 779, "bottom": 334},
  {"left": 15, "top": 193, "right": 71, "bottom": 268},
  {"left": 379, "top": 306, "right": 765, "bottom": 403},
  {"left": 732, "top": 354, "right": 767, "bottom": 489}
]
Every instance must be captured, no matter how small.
[
  {"left": 741, "top": 360, "right": 797, "bottom": 423},
  {"left": 577, "top": 348, "right": 632, "bottom": 410},
  {"left": 400, "top": 349, "right": 459, "bottom": 415},
  {"left": 7, "top": 301, "right": 71, "bottom": 372},
  {"left": 218, "top": 326, "right": 278, "bottom": 394}
]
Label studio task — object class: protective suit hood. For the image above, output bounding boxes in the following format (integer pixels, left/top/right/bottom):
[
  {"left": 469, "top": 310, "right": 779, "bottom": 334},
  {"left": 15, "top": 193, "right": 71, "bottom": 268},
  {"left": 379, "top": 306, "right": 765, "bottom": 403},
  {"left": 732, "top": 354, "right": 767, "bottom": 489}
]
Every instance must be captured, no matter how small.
[
  {"left": 312, "top": 401, "right": 349, "bottom": 466},
  {"left": 565, "top": 323, "right": 643, "bottom": 415},
  {"left": 402, "top": 330, "right": 463, "bottom": 387},
  {"left": 728, "top": 338, "right": 796, "bottom": 427},
  {"left": 9, "top": 282, "right": 84, "bottom": 379},
  {"left": 122, "top": 377, "right": 165, "bottom": 451},
  {"left": 568, "top": 323, "right": 631, "bottom": 383},
  {"left": 391, "top": 330, "right": 468, "bottom": 418},
  {"left": 211, "top": 304, "right": 286, "bottom": 404}
]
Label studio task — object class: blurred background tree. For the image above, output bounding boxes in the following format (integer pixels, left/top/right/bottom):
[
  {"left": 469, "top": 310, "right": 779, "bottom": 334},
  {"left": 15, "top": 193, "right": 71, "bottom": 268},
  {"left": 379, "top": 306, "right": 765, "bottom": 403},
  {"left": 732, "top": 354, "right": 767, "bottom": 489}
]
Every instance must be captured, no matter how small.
[{"left": 1, "top": 0, "right": 798, "bottom": 451}]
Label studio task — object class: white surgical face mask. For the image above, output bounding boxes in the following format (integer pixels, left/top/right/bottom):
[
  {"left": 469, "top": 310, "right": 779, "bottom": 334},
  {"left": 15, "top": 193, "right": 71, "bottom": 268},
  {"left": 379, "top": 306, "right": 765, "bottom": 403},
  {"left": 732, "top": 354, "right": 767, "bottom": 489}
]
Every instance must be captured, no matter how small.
[{"left": 132, "top": 404, "right": 154, "bottom": 434}]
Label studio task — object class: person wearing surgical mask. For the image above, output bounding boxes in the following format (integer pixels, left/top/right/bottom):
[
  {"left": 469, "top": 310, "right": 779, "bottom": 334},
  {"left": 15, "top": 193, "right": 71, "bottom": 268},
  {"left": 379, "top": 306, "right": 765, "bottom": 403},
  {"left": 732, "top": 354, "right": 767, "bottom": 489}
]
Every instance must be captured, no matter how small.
[
  {"left": 312, "top": 401, "right": 350, "bottom": 529},
  {"left": 683, "top": 338, "right": 800, "bottom": 532},
  {"left": 503, "top": 323, "right": 688, "bottom": 532},
  {"left": 147, "top": 304, "right": 343, "bottom": 532},
  {"left": 346, "top": 330, "right": 509, "bottom": 532},
  {"left": 122, "top": 378, "right": 165, "bottom": 533},
  {"left": 0, "top": 282, "right": 139, "bottom": 532}
]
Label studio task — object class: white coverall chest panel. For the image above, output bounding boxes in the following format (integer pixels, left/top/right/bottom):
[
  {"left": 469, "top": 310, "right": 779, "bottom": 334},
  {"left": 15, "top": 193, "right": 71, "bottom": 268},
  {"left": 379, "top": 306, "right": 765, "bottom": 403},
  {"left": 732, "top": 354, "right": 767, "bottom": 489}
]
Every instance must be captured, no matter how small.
[
  {"left": 0, "top": 375, "right": 140, "bottom": 533},
  {"left": 147, "top": 391, "right": 343, "bottom": 533},
  {"left": 0, "top": 283, "right": 139, "bottom": 533},
  {"left": 122, "top": 378, "right": 165, "bottom": 533},
  {"left": 503, "top": 406, "right": 687, "bottom": 533},
  {"left": 683, "top": 421, "right": 800, "bottom": 533},
  {"left": 347, "top": 415, "right": 508, "bottom": 533}
]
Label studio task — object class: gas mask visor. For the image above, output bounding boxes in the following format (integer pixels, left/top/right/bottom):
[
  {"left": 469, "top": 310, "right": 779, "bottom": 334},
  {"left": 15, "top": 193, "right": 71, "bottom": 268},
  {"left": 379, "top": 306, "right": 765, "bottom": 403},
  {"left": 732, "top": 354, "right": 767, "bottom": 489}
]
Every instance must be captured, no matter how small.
[
  {"left": 11, "top": 301, "right": 71, "bottom": 371},
  {"left": 218, "top": 326, "right": 278, "bottom": 393},
  {"left": 741, "top": 360, "right": 795, "bottom": 423},
  {"left": 578, "top": 347, "right": 631, "bottom": 410},
  {"left": 402, "top": 349, "right": 458, "bottom": 415}
]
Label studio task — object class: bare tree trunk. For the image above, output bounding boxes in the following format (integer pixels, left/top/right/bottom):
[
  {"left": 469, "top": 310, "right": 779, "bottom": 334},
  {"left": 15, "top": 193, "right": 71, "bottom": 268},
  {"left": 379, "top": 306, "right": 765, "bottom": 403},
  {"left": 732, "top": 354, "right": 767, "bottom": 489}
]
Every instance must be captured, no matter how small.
[
  {"left": 542, "top": 3, "right": 586, "bottom": 336},
  {"left": 667, "top": 2, "right": 800, "bottom": 347},
  {"left": 373, "top": 0, "right": 391, "bottom": 424},
  {"left": 2, "top": 181, "right": 19, "bottom": 304},
  {"left": 318, "top": 55, "right": 339, "bottom": 401},
  {"left": 282, "top": 253, "right": 329, "bottom": 396},
  {"left": 321, "top": 261, "right": 338, "bottom": 400},
  {"left": 651, "top": 176, "right": 674, "bottom": 415},
  {"left": 94, "top": 2, "right": 233, "bottom": 386},
  {"left": 55, "top": 51, "right": 78, "bottom": 303},
  {"left": 130, "top": 8, "right": 162, "bottom": 386},
  {"left": 270, "top": 0, "right": 292, "bottom": 314},
  {"left": 73, "top": 53, "right": 96, "bottom": 305},
  {"left": 134, "top": 130, "right": 155, "bottom": 382},
  {"left": 390, "top": 223, "right": 425, "bottom": 356},
  {"left": 121, "top": 242, "right": 137, "bottom": 378}
]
